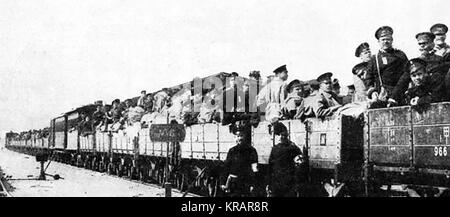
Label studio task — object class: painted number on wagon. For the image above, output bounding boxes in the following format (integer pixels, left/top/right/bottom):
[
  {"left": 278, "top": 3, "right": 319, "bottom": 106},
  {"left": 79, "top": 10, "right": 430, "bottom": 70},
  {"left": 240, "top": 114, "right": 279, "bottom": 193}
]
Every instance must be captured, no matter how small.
[{"left": 434, "top": 146, "right": 448, "bottom": 157}]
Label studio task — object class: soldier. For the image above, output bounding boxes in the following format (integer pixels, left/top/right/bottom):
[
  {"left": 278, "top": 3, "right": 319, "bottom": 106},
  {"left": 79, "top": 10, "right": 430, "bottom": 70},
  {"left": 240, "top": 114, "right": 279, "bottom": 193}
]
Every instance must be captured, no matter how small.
[
  {"left": 368, "top": 26, "right": 409, "bottom": 101},
  {"left": 137, "top": 90, "right": 146, "bottom": 108},
  {"left": 222, "top": 72, "right": 246, "bottom": 125},
  {"left": 109, "top": 99, "right": 123, "bottom": 131},
  {"left": 144, "top": 93, "right": 154, "bottom": 112},
  {"left": 256, "top": 65, "right": 288, "bottom": 122},
  {"left": 431, "top": 23, "right": 450, "bottom": 59},
  {"left": 300, "top": 80, "right": 320, "bottom": 120},
  {"left": 404, "top": 58, "right": 445, "bottom": 110},
  {"left": 92, "top": 102, "right": 105, "bottom": 130},
  {"left": 267, "top": 122, "right": 303, "bottom": 197},
  {"left": 223, "top": 128, "right": 258, "bottom": 197},
  {"left": 352, "top": 42, "right": 374, "bottom": 102},
  {"left": 283, "top": 79, "right": 305, "bottom": 119},
  {"left": 342, "top": 85, "right": 355, "bottom": 105},
  {"left": 390, "top": 32, "right": 447, "bottom": 106},
  {"left": 310, "top": 72, "right": 342, "bottom": 118},
  {"left": 433, "top": 23, "right": 450, "bottom": 100}
]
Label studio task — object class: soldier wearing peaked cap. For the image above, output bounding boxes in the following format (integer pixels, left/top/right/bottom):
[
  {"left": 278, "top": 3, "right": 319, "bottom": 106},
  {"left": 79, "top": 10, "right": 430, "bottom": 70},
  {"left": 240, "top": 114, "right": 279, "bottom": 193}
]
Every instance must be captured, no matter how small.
[
  {"left": 352, "top": 42, "right": 374, "bottom": 102},
  {"left": 256, "top": 65, "right": 289, "bottom": 122},
  {"left": 309, "top": 72, "right": 342, "bottom": 118},
  {"left": 430, "top": 23, "right": 450, "bottom": 59},
  {"left": 283, "top": 79, "right": 305, "bottom": 119},
  {"left": 431, "top": 23, "right": 450, "bottom": 100},
  {"left": 391, "top": 32, "right": 447, "bottom": 105},
  {"left": 267, "top": 122, "right": 303, "bottom": 197},
  {"left": 223, "top": 128, "right": 258, "bottom": 197},
  {"left": 404, "top": 58, "right": 445, "bottom": 110},
  {"left": 368, "top": 26, "right": 409, "bottom": 103}
]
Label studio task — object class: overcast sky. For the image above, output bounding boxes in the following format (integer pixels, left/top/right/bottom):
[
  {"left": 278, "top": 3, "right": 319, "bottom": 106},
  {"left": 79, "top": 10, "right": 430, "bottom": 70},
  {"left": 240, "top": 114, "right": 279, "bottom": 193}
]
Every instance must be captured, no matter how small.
[{"left": 0, "top": 0, "right": 449, "bottom": 136}]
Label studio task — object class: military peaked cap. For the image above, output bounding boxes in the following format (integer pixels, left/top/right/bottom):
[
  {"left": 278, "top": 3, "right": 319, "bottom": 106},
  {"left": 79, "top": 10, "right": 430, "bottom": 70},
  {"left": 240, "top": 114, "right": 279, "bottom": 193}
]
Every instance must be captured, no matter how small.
[
  {"left": 355, "top": 42, "right": 370, "bottom": 57},
  {"left": 415, "top": 32, "right": 435, "bottom": 41},
  {"left": 317, "top": 72, "right": 333, "bottom": 82},
  {"left": 408, "top": 58, "right": 427, "bottom": 73},
  {"left": 272, "top": 122, "right": 288, "bottom": 136},
  {"left": 273, "top": 65, "right": 287, "bottom": 74},
  {"left": 230, "top": 72, "right": 239, "bottom": 77},
  {"left": 375, "top": 26, "right": 393, "bottom": 39},
  {"left": 430, "top": 23, "right": 448, "bottom": 34},
  {"left": 286, "top": 79, "right": 303, "bottom": 92},
  {"left": 309, "top": 79, "right": 320, "bottom": 89}
]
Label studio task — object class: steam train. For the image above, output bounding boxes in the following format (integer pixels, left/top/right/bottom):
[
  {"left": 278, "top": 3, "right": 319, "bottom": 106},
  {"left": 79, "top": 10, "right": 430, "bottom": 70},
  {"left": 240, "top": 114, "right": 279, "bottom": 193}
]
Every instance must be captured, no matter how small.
[{"left": 5, "top": 73, "right": 450, "bottom": 197}]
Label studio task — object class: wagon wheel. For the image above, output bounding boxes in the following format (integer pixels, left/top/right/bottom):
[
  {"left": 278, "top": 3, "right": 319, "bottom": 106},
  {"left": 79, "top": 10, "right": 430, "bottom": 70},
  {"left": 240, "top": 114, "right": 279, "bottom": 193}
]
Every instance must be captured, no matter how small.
[
  {"left": 99, "top": 161, "right": 104, "bottom": 173},
  {"left": 148, "top": 167, "right": 154, "bottom": 182},
  {"left": 128, "top": 167, "right": 134, "bottom": 180},
  {"left": 116, "top": 165, "right": 122, "bottom": 177},
  {"left": 139, "top": 167, "right": 147, "bottom": 182},
  {"left": 91, "top": 158, "right": 97, "bottom": 171},
  {"left": 84, "top": 158, "right": 90, "bottom": 169}
]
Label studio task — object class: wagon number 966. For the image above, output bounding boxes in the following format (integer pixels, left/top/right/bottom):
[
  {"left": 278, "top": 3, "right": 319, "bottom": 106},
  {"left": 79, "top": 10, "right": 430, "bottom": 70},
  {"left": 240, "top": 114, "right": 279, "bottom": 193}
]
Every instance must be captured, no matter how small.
[{"left": 434, "top": 146, "right": 448, "bottom": 157}]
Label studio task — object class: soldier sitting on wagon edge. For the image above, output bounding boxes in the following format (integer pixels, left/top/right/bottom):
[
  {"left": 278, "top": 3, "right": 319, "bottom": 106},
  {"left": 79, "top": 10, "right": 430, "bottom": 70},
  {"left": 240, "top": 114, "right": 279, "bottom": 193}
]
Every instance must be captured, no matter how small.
[
  {"left": 283, "top": 79, "right": 305, "bottom": 119},
  {"left": 308, "top": 72, "right": 342, "bottom": 118},
  {"left": 404, "top": 58, "right": 445, "bottom": 111}
]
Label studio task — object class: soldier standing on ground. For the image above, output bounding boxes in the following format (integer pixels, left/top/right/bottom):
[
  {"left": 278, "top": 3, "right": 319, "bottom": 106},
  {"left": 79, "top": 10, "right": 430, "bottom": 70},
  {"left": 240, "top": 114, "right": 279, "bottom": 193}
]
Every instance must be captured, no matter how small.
[
  {"left": 267, "top": 122, "right": 303, "bottom": 197},
  {"left": 223, "top": 128, "right": 258, "bottom": 197}
]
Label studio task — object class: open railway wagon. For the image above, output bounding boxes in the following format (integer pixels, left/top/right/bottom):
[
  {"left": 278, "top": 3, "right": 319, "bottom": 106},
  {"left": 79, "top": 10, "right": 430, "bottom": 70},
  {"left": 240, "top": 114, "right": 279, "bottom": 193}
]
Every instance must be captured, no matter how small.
[
  {"left": 5, "top": 131, "right": 49, "bottom": 156},
  {"left": 364, "top": 102, "right": 450, "bottom": 197},
  {"left": 251, "top": 116, "right": 365, "bottom": 197}
]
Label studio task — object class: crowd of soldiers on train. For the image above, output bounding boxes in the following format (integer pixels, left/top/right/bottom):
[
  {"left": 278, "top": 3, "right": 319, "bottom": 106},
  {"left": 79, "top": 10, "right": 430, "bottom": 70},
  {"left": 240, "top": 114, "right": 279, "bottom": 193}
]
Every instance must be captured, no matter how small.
[{"left": 7, "top": 23, "right": 450, "bottom": 197}]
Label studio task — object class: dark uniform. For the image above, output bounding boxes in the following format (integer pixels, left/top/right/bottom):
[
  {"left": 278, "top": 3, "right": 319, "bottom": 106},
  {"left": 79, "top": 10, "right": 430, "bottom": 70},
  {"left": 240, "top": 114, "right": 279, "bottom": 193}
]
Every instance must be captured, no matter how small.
[
  {"left": 404, "top": 58, "right": 445, "bottom": 111},
  {"left": 431, "top": 24, "right": 450, "bottom": 60},
  {"left": 368, "top": 26, "right": 409, "bottom": 98},
  {"left": 392, "top": 32, "right": 448, "bottom": 104},
  {"left": 268, "top": 122, "right": 302, "bottom": 197},
  {"left": 353, "top": 42, "right": 375, "bottom": 102},
  {"left": 223, "top": 130, "right": 258, "bottom": 197}
]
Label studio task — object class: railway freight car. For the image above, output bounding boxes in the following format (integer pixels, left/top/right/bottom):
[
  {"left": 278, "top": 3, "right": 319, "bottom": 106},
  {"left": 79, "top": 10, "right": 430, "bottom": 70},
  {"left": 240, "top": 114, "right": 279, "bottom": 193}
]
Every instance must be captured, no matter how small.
[{"left": 364, "top": 102, "right": 450, "bottom": 196}]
